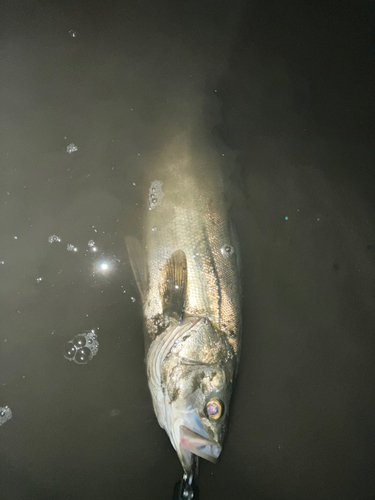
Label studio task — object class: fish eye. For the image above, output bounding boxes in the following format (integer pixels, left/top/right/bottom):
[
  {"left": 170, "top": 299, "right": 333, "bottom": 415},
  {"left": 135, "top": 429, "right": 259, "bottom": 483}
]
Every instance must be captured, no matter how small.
[{"left": 205, "top": 398, "right": 224, "bottom": 420}]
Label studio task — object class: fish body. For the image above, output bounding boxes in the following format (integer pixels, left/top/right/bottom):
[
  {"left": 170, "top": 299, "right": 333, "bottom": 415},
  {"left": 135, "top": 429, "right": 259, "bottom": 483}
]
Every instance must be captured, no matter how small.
[{"left": 126, "top": 131, "right": 242, "bottom": 472}]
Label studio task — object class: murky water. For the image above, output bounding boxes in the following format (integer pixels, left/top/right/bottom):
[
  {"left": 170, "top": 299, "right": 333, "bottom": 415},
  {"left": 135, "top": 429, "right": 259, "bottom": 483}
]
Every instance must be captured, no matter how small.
[{"left": 1, "top": 1, "right": 374, "bottom": 499}]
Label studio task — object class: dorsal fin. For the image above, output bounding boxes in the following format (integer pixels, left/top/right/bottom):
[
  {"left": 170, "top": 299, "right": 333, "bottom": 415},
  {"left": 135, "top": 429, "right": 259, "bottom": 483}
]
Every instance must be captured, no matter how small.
[{"left": 158, "top": 250, "right": 187, "bottom": 320}]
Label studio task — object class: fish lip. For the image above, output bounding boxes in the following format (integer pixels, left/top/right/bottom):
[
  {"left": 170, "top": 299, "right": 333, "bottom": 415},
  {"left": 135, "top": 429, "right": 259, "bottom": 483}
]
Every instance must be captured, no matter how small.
[{"left": 179, "top": 425, "right": 222, "bottom": 464}]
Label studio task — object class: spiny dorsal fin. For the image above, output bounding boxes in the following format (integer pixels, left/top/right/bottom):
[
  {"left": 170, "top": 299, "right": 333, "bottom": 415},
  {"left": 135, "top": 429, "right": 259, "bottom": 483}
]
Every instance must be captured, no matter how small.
[{"left": 159, "top": 250, "right": 187, "bottom": 320}]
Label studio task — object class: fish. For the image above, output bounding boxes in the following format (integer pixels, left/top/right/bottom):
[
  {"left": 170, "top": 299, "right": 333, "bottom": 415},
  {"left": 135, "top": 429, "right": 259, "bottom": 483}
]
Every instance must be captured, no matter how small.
[{"left": 126, "top": 130, "right": 242, "bottom": 473}]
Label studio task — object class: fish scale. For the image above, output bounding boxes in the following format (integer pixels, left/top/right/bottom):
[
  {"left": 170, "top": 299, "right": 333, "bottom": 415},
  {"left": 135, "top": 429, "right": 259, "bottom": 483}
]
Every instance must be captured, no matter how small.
[{"left": 144, "top": 161, "right": 241, "bottom": 355}]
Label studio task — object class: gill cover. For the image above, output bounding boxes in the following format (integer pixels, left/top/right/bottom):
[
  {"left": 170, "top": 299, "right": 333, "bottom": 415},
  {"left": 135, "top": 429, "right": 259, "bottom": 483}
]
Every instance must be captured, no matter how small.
[{"left": 147, "top": 314, "right": 235, "bottom": 472}]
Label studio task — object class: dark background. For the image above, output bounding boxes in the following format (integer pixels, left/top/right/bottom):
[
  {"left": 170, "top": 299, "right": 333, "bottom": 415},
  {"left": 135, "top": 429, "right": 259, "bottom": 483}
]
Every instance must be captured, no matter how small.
[{"left": 1, "top": 1, "right": 374, "bottom": 499}]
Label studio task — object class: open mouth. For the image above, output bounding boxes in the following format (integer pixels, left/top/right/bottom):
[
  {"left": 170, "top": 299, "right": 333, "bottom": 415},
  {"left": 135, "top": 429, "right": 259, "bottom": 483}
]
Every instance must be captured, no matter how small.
[{"left": 179, "top": 425, "right": 222, "bottom": 463}]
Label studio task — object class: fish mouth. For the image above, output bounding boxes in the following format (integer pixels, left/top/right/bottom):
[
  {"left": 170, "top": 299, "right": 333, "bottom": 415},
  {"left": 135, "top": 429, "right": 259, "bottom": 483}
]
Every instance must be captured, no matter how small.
[{"left": 179, "top": 425, "right": 222, "bottom": 464}]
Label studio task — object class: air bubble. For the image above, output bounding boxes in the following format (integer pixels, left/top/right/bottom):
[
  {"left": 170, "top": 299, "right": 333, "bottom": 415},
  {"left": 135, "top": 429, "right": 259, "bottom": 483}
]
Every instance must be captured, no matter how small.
[
  {"left": 72, "top": 335, "right": 86, "bottom": 348},
  {"left": 220, "top": 245, "right": 235, "bottom": 258},
  {"left": 64, "top": 342, "right": 76, "bottom": 359},
  {"left": 74, "top": 347, "right": 92, "bottom": 364},
  {"left": 85, "top": 331, "right": 99, "bottom": 356},
  {"left": 48, "top": 235, "right": 61, "bottom": 244},
  {"left": 148, "top": 180, "right": 164, "bottom": 210},
  {"left": 66, "top": 143, "right": 78, "bottom": 154},
  {"left": 152, "top": 227, "right": 157, "bottom": 232},
  {"left": 0, "top": 406, "right": 12, "bottom": 426},
  {"left": 67, "top": 244, "right": 78, "bottom": 252}
]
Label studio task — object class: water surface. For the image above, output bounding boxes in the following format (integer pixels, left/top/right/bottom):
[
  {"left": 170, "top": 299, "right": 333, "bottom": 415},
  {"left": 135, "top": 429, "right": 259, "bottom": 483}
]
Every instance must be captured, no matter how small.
[{"left": 1, "top": 1, "right": 374, "bottom": 499}]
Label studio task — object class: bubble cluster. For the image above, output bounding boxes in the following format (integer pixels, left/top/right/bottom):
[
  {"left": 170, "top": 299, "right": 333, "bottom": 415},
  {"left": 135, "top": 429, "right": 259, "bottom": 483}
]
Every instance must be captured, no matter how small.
[
  {"left": 148, "top": 180, "right": 164, "bottom": 210},
  {"left": 220, "top": 244, "right": 235, "bottom": 259},
  {"left": 0, "top": 406, "right": 12, "bottom": 426},
  {"left": 48, "top": 235, "right": 61, "bottom": 244},
  {"left": 64, "top": 330, "right": 99, "bottom": 365},
  {"left": 66, "top": 143, "right": 78, "bottom": 154}
]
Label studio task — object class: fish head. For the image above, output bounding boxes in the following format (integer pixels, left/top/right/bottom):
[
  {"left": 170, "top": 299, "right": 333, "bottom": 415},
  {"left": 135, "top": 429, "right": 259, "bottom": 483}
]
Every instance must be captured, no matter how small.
[{"left": 148, "top": 317, "right": 236, "bottom": 473}]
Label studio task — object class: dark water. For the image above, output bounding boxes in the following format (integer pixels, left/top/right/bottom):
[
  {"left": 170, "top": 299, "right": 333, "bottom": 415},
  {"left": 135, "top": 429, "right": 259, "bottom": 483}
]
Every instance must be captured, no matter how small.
[{"left": 1, "top": 1, "right": 374, "bottom": 499}]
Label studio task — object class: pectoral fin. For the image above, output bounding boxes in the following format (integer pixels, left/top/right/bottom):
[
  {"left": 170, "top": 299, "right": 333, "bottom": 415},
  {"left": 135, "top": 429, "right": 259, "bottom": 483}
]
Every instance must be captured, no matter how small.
[
  {"left": 159, "top": 250, "right": 187, "bottom": 320},
  {"left": 125, "top": 236, "right": 148, "bottom": 302}
]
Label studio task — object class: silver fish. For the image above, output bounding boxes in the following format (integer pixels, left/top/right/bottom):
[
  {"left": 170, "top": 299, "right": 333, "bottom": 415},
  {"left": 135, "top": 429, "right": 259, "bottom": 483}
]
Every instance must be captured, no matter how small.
[{"left": 126, "top": 131, "right": 242, "bottom": 473}]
